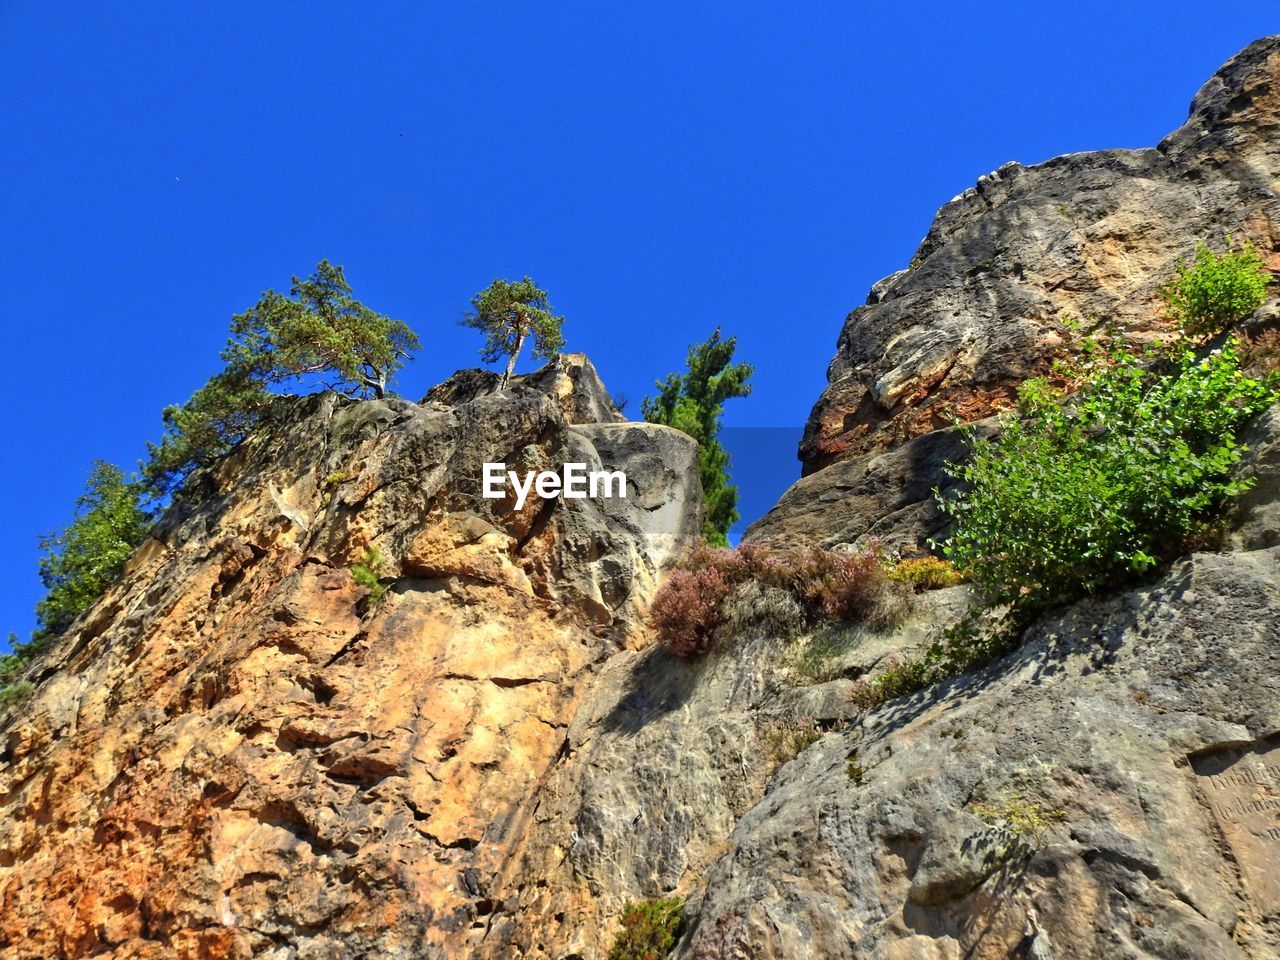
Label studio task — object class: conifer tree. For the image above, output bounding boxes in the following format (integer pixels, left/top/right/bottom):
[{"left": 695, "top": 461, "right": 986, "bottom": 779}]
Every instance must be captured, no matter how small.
[
  {"left": 643, "top": 329, "right": 754, "bottom": 545},
  {"left": 463, "top": 277, "right": 565, "bottom": 388}
]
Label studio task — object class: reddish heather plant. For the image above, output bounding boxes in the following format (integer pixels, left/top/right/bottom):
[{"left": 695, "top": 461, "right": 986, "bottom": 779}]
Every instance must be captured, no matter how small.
[
  {"left": 650, "top": 543, "right": 906, "bottom": 659},
  {"left": 1239, "top": 326, "right": 1280, "bottom": 378},
  {"left": 647, "top": 566, "right": 732, "bottom": 658}
]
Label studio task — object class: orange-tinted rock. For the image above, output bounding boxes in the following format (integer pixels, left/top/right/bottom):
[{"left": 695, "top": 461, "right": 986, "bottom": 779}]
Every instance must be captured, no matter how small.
[{"left": 0, "top": 358, "right": 700, "bottom": 959}]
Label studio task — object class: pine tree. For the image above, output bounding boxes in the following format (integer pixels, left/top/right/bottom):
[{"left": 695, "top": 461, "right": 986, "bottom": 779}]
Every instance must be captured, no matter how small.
[
  {"left": 643, "top": 329, "right": 753, "bottom": 545},
  {"left": 463, "top": 277, "right": 565, "bottom": 388}
]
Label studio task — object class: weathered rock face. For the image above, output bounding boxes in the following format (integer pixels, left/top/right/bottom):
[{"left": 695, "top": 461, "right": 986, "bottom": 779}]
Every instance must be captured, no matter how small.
[
  {"left": 475, "top": 393, "right": 1280, "bottom": 960},
  {"left": 424, "top": 352, "right": 626, "bottom": 428},
  {"left": 751, "top": 34, "right": 1280, "bottom": 551},
  {"left": 679, "top": 542, "right": 1280, "bottom": 960},
  {"left": 0, "top": 358, "right": 701, "bottom": 959}
]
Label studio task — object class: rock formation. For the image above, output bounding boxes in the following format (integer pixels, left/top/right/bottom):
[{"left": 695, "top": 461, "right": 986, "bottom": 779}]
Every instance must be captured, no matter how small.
[
  {"left": 4, "top": 36, "right": 1280, "bottom": 960},
  {"left": 749, "top": 34, "right": 1280, "bottom": 553},
  {"left": 0, "top": 357, "right": 701, "bottom": 958}
]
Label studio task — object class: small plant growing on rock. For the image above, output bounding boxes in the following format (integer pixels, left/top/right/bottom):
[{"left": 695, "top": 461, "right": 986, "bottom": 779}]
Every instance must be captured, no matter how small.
[
  {"left": 887, "top": 556, "right": 965, "bottom": 591},
  {"left": 849, "top": 610, "right": 1024, "bottom": 712},
  {"left": 607, "top": 897, "right": 682, "bottom": 960},
  {"left": 1163, "top": 240, "right": 1270, "bottom": 336},
  {"left": 971, "top": 793, "right": 1065, "bottom": 859},
  {"left": 351, "top": 546, "right": 388, "bottom": 603},
  {"left": 758, "top": 714, "right": 822, "bottom": 769}
]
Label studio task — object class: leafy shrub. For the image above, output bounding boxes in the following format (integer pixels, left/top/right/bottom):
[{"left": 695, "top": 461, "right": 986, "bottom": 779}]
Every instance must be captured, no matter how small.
[
  {"left": 351, "top": 546, "right": 388, "bottom": 602},
  {"left": 607, "top": 897, "right": 682, "bottom": 960},
  {"left": 887, "top": 556, "right": 965, "bottom": 591},
  {"left": 937, "top": 340, "right": 1276, "bottom": 608},
  {"left": 1163, "top": 241, "right": 1270, "bottom": 336},
  {"left": 650, "top": 544, "right": 907, "bottom": 659}
]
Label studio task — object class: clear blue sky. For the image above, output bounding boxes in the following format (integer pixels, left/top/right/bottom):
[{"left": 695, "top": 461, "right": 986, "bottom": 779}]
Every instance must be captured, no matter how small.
[{"left": 2, "top": 3, "right": 1276, "bottom": 647}]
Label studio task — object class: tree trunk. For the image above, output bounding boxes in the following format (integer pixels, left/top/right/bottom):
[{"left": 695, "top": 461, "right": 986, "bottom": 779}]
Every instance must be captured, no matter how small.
[{"left": 500, "top": 330, "right": 526, "bottom": 390}]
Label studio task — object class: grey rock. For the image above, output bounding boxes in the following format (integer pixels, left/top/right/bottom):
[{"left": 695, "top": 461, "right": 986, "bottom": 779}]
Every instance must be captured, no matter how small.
[
  {"left": 746, "top": 418, "right": 998, "bottom": 553},
  {"left": 782, "top": 35, "right": 1280, "bottom": 549}
]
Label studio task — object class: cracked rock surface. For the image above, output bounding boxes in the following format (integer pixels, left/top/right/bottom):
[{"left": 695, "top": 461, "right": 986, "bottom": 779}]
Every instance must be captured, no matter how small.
[{"left": 0, "top": 357, "right": 700, "bottom": 959}]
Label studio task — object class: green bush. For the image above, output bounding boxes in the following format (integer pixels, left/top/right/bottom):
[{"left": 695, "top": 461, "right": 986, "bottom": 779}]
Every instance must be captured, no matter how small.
[
  {"left": 607, "top": 898, "right": 682, "bottom": 960},
  {"left": 0, "top": 681, "right": 34, "bottom": 714},
  {"left": 936, "top": 340, "right": 1275, "bottom": 608},
  {"left": 351, "top": 546, "right": 388, "bottom": 602},
  {"left": 1163, "top": 241, "right": 1270, "bottom": 336},
  {"left": 2, "top": 462, "right": 149, "bottom": 710}
]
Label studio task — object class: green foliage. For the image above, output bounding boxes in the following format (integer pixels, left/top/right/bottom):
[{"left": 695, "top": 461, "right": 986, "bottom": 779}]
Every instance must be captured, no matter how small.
[
  {"left": 0, "top": 681, "right": 34, "bottom": 714},
  {"left": 145, "top": 261, "right": 417, "bottom": 495},
  {"left": 0, "top": 630, "right": 45, "bottom": 701},
  {"left": 850, "top": 610, "right": 1024, "bottom": 711},
  {"left": 463, "top": 277, "right": 565, "bottom": 387},
  {"left": 2, "top": 463, "right": 150, "bottom": 708},
  {"left": 887, "top": 556, "right": 965, "bottom": 591},
  {"left": 937, "top": 340, "right": 1276, "bottom": 608},
  {"left": 143, "top": 367, "right": 274, "bottom": 495},
  {"left": 351, "top": 546, "right": 388, "bottom": 602},
  {"left": 36, "top": 462, "right": 150, "bottom": 640},
  {"left": 642, "top": 329, "right": 754, "bottom": 545},
  {"left": 1163, "top": 241, "right": 1270, "bottom": 336},
  {"left": 227, "top": 260, "right": 420, "bottom": 399},
  {"left": 607, "top": 898, "right": 683, "bottom": 960}
]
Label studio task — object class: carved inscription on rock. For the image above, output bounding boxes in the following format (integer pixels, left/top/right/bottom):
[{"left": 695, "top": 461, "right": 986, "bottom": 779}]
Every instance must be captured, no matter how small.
[{"left": 1192, "top": 739, "right": 1280, "bottom": 912}]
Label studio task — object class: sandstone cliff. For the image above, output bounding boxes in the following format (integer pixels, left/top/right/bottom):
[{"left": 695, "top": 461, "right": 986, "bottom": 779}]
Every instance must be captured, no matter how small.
[
  {"left": 4, "top": 37, "right": 1280, "bottom": 960},
  {"left": 0, "top": 355, "right": 701, "bottom": 958}
]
